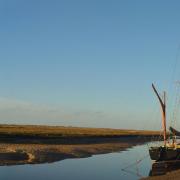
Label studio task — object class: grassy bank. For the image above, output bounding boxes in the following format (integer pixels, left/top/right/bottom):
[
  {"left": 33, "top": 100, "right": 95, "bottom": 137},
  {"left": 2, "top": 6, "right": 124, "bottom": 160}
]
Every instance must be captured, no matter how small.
[
  {"left": 0, "top": 124, "right": 160, "bottom": 137},
  {"left": 0, "top": 124, "right": 161, "bottom": 144}
]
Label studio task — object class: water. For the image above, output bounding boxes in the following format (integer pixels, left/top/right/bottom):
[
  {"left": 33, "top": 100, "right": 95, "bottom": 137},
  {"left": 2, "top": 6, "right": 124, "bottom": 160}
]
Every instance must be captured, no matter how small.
[{"left": 0, "top": 144, "right": 151, "bottom": 180}]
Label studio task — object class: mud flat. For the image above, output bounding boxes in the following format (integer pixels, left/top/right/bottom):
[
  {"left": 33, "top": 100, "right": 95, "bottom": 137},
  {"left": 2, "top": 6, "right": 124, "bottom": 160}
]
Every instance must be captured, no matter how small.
[{"left": 0, "top": 142, "right": 141, "bottom": 165}]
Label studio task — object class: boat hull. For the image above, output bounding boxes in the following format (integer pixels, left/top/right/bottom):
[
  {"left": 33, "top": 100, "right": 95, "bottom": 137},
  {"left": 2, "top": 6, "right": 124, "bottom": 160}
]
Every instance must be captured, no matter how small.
[{"left": 149, "top": 146, "right": 180, "bottom": 161}]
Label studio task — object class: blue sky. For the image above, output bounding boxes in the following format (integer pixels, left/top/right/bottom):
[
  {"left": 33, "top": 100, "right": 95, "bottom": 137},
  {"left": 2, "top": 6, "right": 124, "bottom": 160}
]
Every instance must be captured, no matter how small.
[{"left": 1, "top": 0, "right": 180, "bottom": 129}]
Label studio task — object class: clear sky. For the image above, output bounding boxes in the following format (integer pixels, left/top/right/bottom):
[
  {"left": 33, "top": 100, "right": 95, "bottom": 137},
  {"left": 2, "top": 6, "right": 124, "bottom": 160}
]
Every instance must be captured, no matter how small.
[{"left": 1, "top": 0, "right": 180, "bottom": 129}]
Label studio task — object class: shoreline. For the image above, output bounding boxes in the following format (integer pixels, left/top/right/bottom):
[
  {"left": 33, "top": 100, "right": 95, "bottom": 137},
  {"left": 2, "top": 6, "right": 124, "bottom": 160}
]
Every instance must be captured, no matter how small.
[
  {"left": 0, "top": 124, "right": 160, "bottom": 166},
  {"left": 142, "top": 169, "right": 180, "bottom": 180},
  {"left": 0, "top": 140, "right": 146, "bottom": 166}
]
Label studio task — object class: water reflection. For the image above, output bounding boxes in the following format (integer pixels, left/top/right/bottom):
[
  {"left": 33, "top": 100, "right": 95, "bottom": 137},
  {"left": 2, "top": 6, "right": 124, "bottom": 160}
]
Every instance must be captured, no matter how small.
[
  {"left": 150, "top": 160, "right": 180, "bottom": 176},
  {"left": 0, "top": 144, "right": 151, "bottom": 180},
  {"left": 3, "top": 143, "right": 180, "bottom": 179}
]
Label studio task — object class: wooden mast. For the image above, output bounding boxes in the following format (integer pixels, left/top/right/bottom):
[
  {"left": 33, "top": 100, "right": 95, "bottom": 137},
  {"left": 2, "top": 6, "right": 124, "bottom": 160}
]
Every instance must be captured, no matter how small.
[{"left": 152, "top": 84, "right": 167, "bottom": 146}]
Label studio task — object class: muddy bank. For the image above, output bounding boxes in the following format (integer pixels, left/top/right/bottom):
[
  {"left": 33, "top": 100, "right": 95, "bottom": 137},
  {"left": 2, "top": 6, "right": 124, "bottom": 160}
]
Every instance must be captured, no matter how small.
[
  {"left": 142, "top": 169, "right": 180, "bottom": 180},
  {"left": 0, "top": 140, "right": 144, "bottom": 166},
  {"left": 142, "top": 161, "right": 180, "bottom": 180}
]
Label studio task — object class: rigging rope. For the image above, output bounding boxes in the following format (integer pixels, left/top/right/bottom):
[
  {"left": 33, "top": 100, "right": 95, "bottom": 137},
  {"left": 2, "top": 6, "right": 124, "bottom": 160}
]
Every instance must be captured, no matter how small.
[
  {"left": 171, "top": 83, "right": 180, "bottom": 128},
  {"left": 168, "top": 44, "right": 180, "bottom": 130}
]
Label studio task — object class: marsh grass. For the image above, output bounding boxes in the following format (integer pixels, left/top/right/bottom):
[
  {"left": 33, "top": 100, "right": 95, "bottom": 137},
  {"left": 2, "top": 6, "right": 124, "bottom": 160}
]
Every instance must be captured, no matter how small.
[{"left": 0, "top": 124, "right": 160, "bottom": 138}]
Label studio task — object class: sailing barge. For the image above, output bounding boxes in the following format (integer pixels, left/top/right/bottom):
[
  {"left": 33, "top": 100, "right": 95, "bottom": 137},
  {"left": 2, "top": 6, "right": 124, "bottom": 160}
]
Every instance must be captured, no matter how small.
[{"left": 149, "top": 84, "right": 180, "bottom": 161}]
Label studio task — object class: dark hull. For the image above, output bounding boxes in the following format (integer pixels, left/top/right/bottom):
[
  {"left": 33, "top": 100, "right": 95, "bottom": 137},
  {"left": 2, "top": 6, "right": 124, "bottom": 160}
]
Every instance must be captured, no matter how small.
[{"left": 149, "top": 146, "right": 180, "bottom": 161}]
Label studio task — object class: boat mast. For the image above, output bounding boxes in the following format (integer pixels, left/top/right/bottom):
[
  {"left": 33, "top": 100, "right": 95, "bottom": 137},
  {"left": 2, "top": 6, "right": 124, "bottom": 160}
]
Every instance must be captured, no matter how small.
[{"left": 152, "top": 84, "right": 167, "bottom": 146}]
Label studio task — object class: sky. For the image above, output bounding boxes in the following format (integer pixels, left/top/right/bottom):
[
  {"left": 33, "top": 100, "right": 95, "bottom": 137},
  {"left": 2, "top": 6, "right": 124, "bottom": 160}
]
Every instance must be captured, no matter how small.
[{"left": 1, "top": 0, "right": 180, "bottom": 129}]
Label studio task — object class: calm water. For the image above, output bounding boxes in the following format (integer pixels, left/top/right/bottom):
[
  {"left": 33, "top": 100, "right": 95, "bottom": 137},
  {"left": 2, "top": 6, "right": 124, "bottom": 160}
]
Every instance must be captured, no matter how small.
[{"left": 0, "top": 144, "right": 152, "bottom": 180}]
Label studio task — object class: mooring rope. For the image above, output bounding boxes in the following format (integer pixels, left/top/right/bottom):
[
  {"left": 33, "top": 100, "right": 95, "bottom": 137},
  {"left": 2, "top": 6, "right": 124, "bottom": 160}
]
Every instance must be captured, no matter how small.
[{"left": 121, "top": 154, "right": 150, "bottom": 178}]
